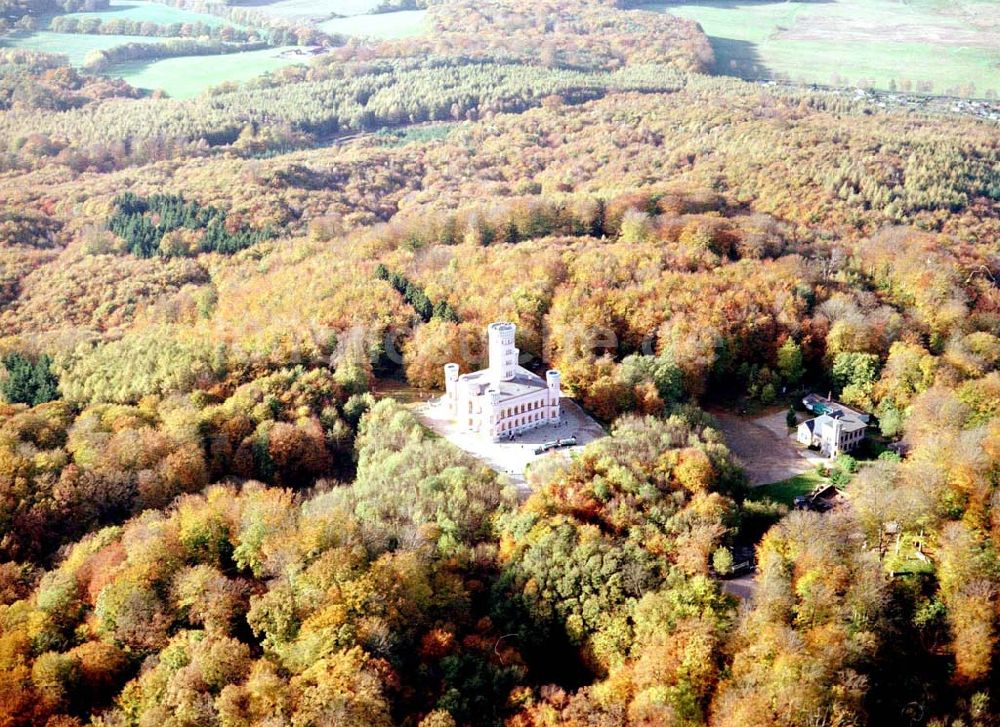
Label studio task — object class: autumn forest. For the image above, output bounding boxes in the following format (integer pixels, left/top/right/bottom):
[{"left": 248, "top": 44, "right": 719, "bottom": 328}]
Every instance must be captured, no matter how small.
[{"left": 0, "top": 0, "right": 998, "bottom": 725}]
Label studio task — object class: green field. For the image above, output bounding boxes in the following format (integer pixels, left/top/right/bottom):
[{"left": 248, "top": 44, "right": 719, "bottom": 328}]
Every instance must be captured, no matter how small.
[
  {"left": 0, "top": 1, "right": 233, "bottom": 66},
  {"left": 319, "top": 9, "right": 426, "bottom": 38},
  {"left": 748, "top": 470, "right": 826, "bottom": 506},
  {"left": 0, "top": 31, "right": 306, "bottom": 96},
  {"left": 62, "top": 0, "right": 227, "bottom": 27},
  {"left": 247, "top": 0, "right": 386, "bottom": 22},
  {"left": 1, "top": 0, "right": 428, "bottom": 95},
  {"left": 1, "top": 31, "right": 172, "bottom": 64},
  {"left": 643, "top": 0, "right": 1000, "bottom": 97},
  {"left": 110, "top": 46, "right": 306, "bottom": 97}
]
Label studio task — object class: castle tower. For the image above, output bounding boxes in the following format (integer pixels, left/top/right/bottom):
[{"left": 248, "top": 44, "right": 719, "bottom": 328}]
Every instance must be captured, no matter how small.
[
  {"left": 488, "top": 322, "right": 518, "bottom": 383},
  {"left": 546, "top": 369, "right": 561, "bottom": 421},
  {"left": 487, "top": 383, "right": 502, "bottom": 440},
  {"left": 444, "top": 363, "right": 459, "bottom": 415}
]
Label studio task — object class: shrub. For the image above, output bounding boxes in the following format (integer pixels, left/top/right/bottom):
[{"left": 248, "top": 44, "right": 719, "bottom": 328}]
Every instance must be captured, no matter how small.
[{"left": 712, "top": 547, "right": 734, "bottom": 576}]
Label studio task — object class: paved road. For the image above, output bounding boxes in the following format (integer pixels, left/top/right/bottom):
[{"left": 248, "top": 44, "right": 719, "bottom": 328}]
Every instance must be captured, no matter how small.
[{"left": 721, "top": 573, "right": 757, "bottom": 601}]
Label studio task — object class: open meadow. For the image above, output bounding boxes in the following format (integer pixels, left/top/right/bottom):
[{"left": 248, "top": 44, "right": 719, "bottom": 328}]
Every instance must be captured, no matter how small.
[
  {"left": 0, "top": 32, "right": 304, "bottom": 97},
  {"left": 243, "top": 0, "right": 388, "bottom": 23},
  {"left": 61, "top": 0, "right": 230, "bottom": 27},
  {"left": 0, "top": 0, "right": 235, "bottom": 64},
  {"left": 0, "top": 0, "right": 430, "bottom": 96},
  {"left": 1, "top": 0, "right": 999, "bottom": 721},
  {"left": 107, "top": 46, "right": 307, "bottom": 98},
  {"left": 1, "top": 30, "right": 172, "bottom": 64},
  {"left": 646, "top": 0, "right": 1000, "bottom": 97},
  {"left": 319, "top": 9, "right": 426, "bottom": 38}
]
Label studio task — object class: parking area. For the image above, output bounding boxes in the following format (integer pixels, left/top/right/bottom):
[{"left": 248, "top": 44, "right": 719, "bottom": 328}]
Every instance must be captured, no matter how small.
[
  {"left": 410, "top": 395, "right": 606, "bottom": 496},
  {"left": 712, "top": 408, "right": 826, "bottom": 486}
]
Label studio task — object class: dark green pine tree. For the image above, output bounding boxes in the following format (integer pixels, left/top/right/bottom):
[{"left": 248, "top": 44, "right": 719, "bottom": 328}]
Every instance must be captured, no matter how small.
[
  {"left": 433, "top": 300, "right": 459, "bottom": 322},
  {"left": 589, "top": 197, "right": 606, "bottom": 238},
  {"left": 1, "top": 353, "right": 59, "bottom": 406}
]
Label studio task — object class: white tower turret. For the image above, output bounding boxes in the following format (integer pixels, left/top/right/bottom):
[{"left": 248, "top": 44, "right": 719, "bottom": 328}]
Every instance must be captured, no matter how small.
[
  {"left": 488, "top": 322, "right": 518, "bottom": 383},
  {"left": 546, "top": 369, "right": 561, "bottom": 421},
  {"left": 444, "top": 363, "right": 459, "bottom": 415},
  {"left": 487, "top": 383, "right": 502, "bottom": 440}
]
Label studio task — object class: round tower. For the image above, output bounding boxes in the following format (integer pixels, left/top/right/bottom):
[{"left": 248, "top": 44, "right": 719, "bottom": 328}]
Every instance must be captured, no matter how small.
[
  {"left": 546, "top": 369, "right": 561, "bottom": 421},
  {"left": 487, "top": 383, "right": 502, "bottom": 440},
  {"left": 444, "top": 363, "right": 459, "bottom": 415},
  {"left": 488, "top": 322, "right": 518, "bottom": 383}
]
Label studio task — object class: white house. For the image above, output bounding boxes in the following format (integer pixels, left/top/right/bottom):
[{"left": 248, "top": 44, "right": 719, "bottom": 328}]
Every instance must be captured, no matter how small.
[
  {"left": 797, "top": 398, "right": 868, "bottom": 458},
  {"left": 444, "top": 322, "right": 560, "bottom": 441}
]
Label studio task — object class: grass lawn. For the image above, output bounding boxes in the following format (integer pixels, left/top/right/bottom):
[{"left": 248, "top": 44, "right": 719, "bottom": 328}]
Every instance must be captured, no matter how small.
[
  {"left": 749, "top": 469, "right": 826, "bottom": 507},
  {"left": 884, "top": 536, "right": 936, "bottom": 576},
  {"left": 640, "top": 0, "right": 1000, "bottom": 97}
]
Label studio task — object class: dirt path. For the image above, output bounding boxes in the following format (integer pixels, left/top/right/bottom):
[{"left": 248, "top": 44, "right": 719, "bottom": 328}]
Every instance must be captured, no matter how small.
[{"left": 712, "top": 408, "right": 823, "bottom": 486}]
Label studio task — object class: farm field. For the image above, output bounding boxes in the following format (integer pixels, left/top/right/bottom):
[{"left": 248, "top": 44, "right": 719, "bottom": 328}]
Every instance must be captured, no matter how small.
[
  {"left": 0, "top": 30, "right": 171, "bottom": 64},
  {"left": 246, "top": 0, "right": 386, "bottom": 23},
  {"left": 1, "top": 0, "right": 428, "bottom": 95},
  {"left": 0, "top": 32, "right": 305, "bottom": 96},
  {"left": 645, "top": 0, "right": 1000, "bottom": 97},
  {"left": 108, "top": 45, "right": 306, "bottom": 97},
  {"left": 61, "top": 0, "right": 228, "bottom": 27},
  {"left": 319, "top": 9, "right": 426, "bottom": 38},
  {"left": 2, "top": 0, "right": 1000, "bottom": 720}
]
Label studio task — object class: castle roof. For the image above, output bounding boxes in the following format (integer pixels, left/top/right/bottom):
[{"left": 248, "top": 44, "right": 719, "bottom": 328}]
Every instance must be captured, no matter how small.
[{"left": 460, "top": 365, "right": 548, "bottom": 401}]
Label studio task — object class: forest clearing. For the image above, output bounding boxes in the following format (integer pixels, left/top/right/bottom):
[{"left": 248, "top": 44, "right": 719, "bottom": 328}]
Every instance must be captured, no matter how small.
[{"left": 712, "top": 409, "right": 823, "bottom": 487}]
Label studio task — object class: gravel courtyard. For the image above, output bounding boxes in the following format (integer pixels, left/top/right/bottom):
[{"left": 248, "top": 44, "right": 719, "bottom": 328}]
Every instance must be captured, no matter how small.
[
  {"left": 410, "top": 395, "right": 606, "bottom": 496},
  {"left": 712, "top": 408, "right": 826, "bottom": 486}
]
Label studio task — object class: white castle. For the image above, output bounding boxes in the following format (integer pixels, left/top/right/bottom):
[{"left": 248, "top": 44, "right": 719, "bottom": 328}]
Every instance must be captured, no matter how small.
[{"left": 444, "top": 322, "right": 561, "bottom": 441}]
